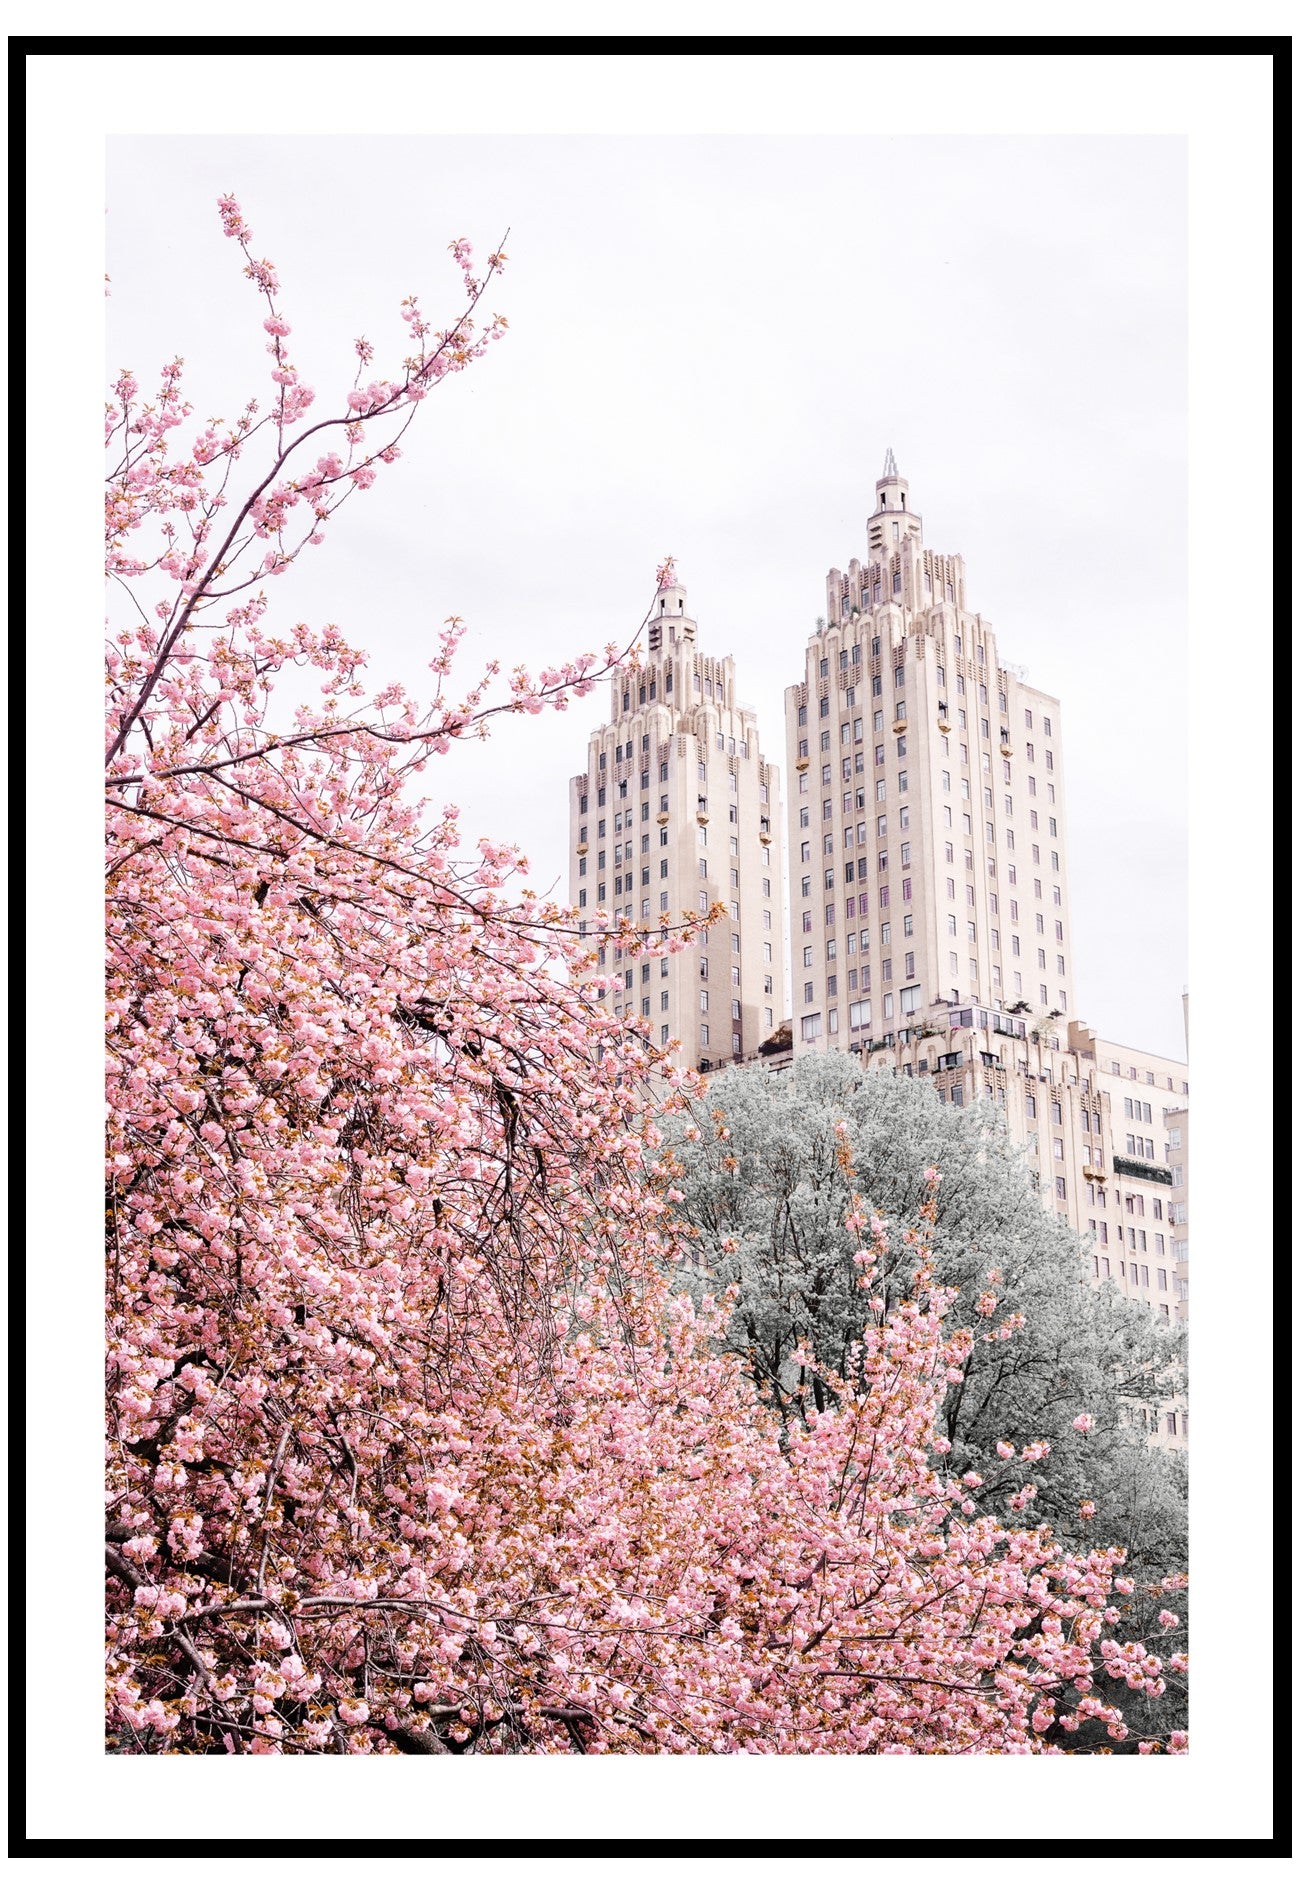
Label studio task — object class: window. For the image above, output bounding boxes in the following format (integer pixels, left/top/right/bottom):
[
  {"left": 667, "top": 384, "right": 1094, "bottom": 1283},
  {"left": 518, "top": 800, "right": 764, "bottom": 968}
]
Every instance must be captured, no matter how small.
[{"left": 800, "top": 1013, "right": 822, "bottom": 1042}]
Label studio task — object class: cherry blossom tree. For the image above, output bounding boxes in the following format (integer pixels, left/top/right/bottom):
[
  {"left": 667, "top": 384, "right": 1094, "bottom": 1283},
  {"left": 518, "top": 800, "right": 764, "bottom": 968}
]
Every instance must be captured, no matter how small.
[
  {"left": 666, "top": 1054, "right": 1190, "bottom": 1747},
  {"left": 105, "top": 200, "right": 1186, "bottom": 1756}
]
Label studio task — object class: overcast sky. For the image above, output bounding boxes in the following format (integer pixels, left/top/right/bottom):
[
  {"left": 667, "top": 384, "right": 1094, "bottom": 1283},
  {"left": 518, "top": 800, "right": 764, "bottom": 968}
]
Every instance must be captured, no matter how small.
[{"left": 108, "top": 133, "right": 1188, "bottom": 1058}]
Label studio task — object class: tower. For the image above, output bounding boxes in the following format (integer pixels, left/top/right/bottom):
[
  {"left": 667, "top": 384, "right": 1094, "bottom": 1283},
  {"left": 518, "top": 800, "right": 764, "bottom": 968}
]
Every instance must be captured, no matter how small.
[
  {"left": 569, "top": 566, "right": 788, "bottom": 1071},
  {"left": 784, "top": 452, "right": 1075, "bottom": 1054},
  {"left": 778, "top": 457, "right": 1189, "bottom": 1428}
]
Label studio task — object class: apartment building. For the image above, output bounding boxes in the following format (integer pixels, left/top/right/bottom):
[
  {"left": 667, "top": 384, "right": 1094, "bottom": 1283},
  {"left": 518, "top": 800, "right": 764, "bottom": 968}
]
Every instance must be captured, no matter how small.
[
  {"left": 567, "top": 563, "right": 788, "bottom": 1069},
  {"left": 784, "top": 451, "right": 1074, "bottom": 1054},
  {"left": 777, "top": 454, "right": 1188, "bottom": 1443}
]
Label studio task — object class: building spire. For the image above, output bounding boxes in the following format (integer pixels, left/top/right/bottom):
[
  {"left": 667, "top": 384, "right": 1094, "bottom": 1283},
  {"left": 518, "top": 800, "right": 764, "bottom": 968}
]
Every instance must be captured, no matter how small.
[{"left": 872, "top": 450, "right": 914, "bottom": 526}]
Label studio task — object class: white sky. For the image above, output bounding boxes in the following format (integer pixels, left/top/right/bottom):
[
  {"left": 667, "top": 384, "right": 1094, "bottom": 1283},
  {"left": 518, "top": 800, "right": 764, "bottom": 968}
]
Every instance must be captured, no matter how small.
[{"left": 107, "top": 132, "right": 1188, "bottom": 1057}]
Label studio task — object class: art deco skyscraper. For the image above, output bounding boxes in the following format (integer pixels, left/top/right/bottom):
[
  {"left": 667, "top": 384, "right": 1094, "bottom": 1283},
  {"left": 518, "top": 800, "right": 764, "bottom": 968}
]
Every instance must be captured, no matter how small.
[
  {"left": 568, "top": 565, "right": 788, "bottom": 1070},
  {"left": 779, "top": 457, "right": 1189, "bottom": 1427},
  {"left": 784, "top": 453, "right": 1076, "bottom": 1052}
]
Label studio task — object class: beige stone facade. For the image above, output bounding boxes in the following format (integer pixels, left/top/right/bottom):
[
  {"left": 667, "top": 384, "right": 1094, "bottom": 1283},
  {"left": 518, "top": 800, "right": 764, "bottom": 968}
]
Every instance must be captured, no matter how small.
[
  {"left": 1166, "top": 1105, "right": 1190, "bottom": 1325},
  {"left": 567, "top": 570, "right": 788, "bottom": 1070},
  {"left": 775, "top": 456, "right": 1188, "bottom": 1446},
  {"left": 784, "top": 454, "right": 1074, "bottom": 1055},
  {"left": 1067, "top": 1025, "right": 1189, "bottom": 1326}
]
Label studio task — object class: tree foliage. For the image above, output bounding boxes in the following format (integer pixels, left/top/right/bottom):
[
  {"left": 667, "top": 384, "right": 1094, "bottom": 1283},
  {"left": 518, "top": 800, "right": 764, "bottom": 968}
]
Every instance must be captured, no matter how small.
[{"left": 666, "top": 1054, "right": 1188, "bottom": 1744}]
